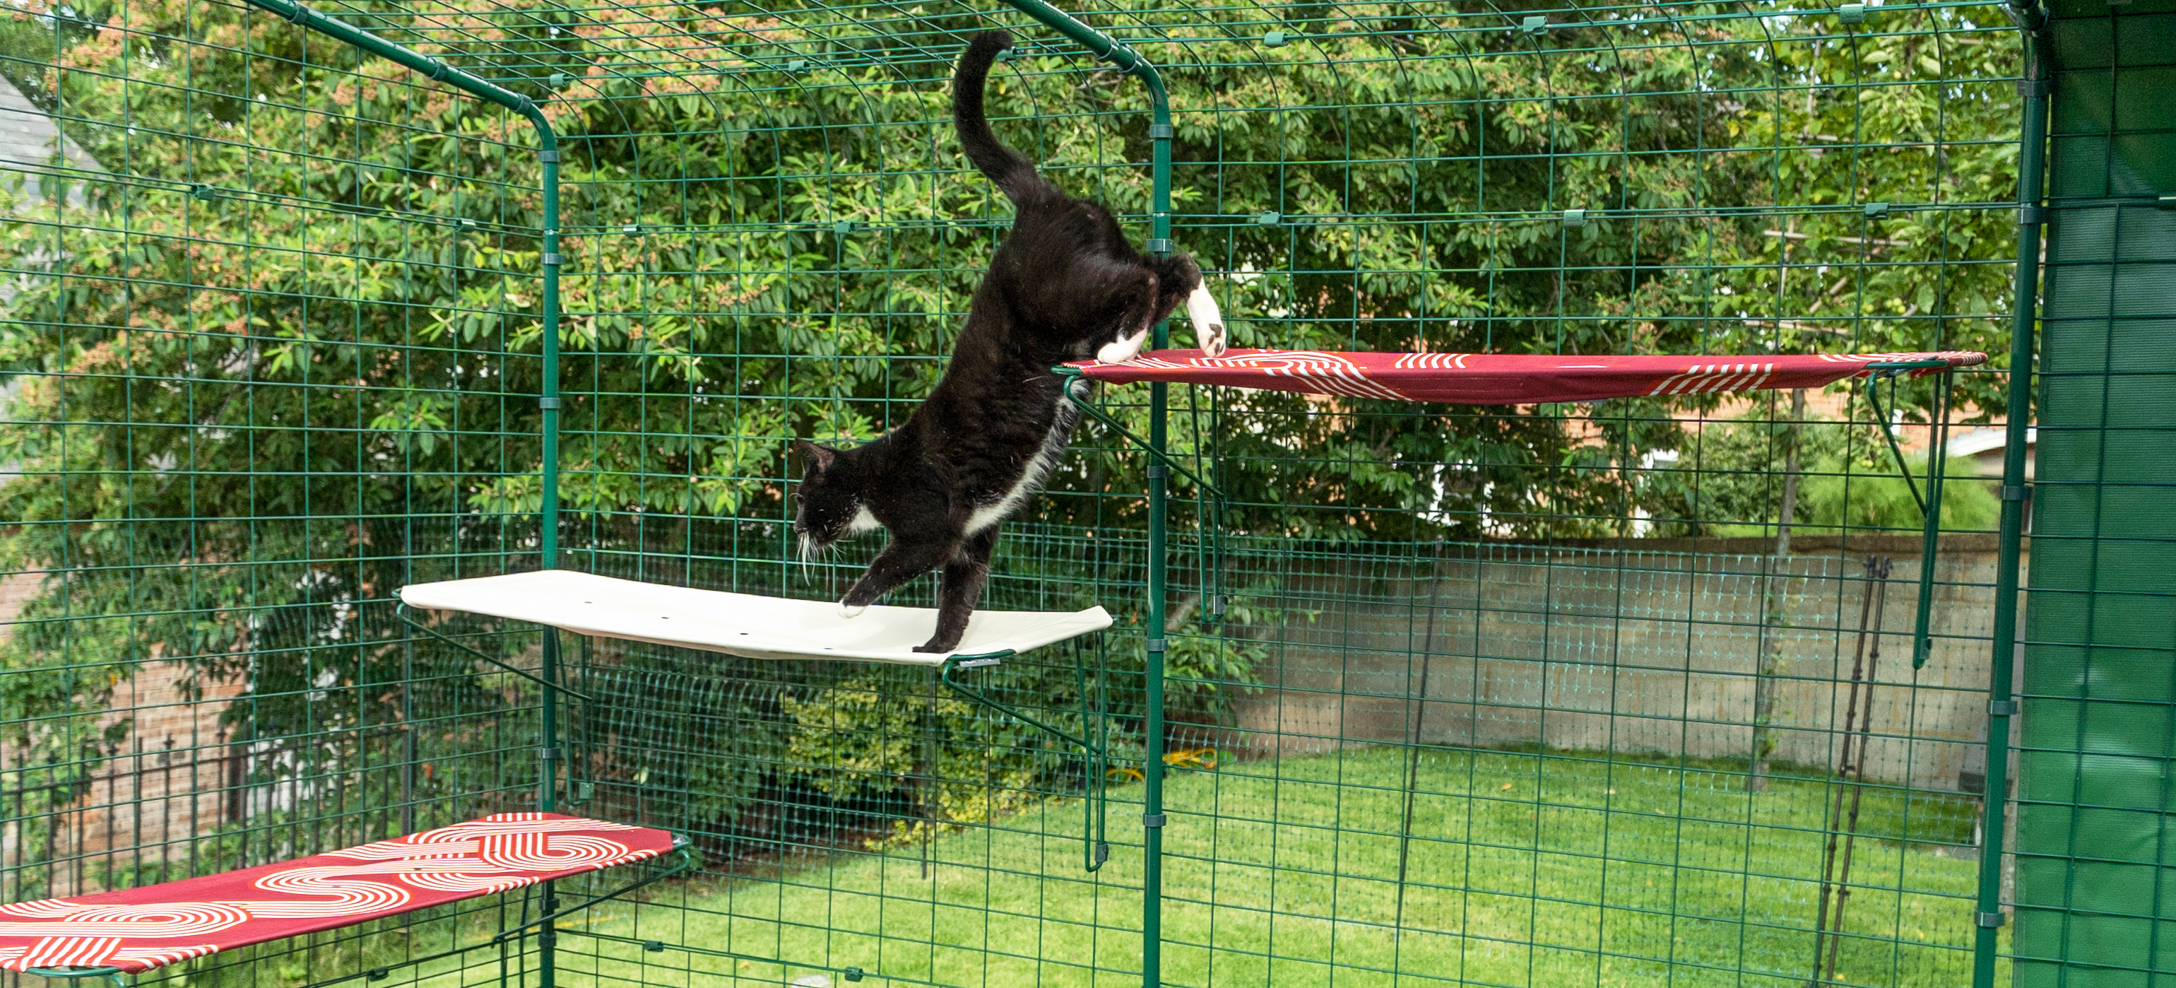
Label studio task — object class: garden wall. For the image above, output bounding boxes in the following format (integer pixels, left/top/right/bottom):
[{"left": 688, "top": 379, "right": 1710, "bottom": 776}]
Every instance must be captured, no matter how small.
[{"left": 1216, "top": 535, "right": 2019, "bottom": 795}]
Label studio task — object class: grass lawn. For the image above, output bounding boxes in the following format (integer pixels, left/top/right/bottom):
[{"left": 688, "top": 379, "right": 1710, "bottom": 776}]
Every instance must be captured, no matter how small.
[{"left": 545, "top": 745, "right": 2000, "bottom": 988}]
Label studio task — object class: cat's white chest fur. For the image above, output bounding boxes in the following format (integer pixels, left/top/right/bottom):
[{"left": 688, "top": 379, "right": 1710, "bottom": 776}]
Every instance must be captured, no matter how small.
[{"left": 966, "top": 394, "right": 1079, "bottom": 534}]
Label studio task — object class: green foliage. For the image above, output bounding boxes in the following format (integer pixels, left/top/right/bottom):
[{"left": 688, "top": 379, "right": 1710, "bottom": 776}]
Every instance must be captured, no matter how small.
[
  {"left": 0, "top": 0, "right": 2019, "bottom": 839},
  {"left": 1786, "top": 458, "right": 2002, "bottom": 535},
  {"left": 1641, "top": 404, "right": 2001, "bottom": 537}
]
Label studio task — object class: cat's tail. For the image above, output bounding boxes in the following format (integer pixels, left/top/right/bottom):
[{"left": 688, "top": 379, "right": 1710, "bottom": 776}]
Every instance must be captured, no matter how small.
[{"left": 954, "top": 30, "right": 1053, "bottom": 206}]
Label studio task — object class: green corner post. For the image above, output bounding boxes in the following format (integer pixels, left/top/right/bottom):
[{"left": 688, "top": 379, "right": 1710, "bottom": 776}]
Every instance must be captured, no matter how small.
[
  {"left": 990, "top": 3, "right": 1171, "bottom": 984},
  {"left": 235, "top": 3, "right": 567, "bottom": 984},
  {"left": 1971, "top": 2, "right": 2048, "bottom": 985}
]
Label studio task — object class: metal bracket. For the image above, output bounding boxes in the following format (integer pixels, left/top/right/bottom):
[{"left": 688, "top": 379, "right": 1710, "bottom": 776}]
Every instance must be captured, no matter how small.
[
  {"left": 492, "top": 842, "right": 694, "bottom": 945},
  {"left": 1861, "top": 373, "right": 1928, "bottom": 517},
  {"left": 541, "top": 252, "right": 564, "bottom": 266},
  {"left": 2018, "top": 204, "right": 2046, "bottom": 226},
  {"left": 1839, "top": 3, "right": 1868, "bottom": 24},
  {"left": 1989, "top": 699, "right": 2020, "bottom": 716},
  {"left": 1054, "top": 377, "right": 1227, "bottom": 500},
  {"left": 537, "top": 149, "right": 561, "bottom": 163},
  {"left": 1145, "top": 237, "right": 1173, "bottom": 253},
  {"left": 1562, "top": 208, "right": 1587, "bottom": 228},
  {"left": 1148, "top": 123, "right": 1173, "bottom": 139},
  {"left": 285, "top": 1, "right": 310, "bottom": 24},
  {"left": 396, "top": 603, "right": 595, "bottom": 703},
  {"left": 1977, "top": 910, "right": 2007, "bottom": 928},
  {"left": 23, "top": 968, "right": 126, "bottom": 988},
  {"left": 2001, "top": 484, "right": 2030, "bottom": 501},
  {"left": 1145, "top": 637, "right": 1168, "bottom": 653},
  {"left": 1857, "top": 367, "right": 1960, "bottom": 671},
  {"left": 2016, "top": 78, "right": 2050, "bottom": 98},
  {"left": 1142, "top": 813, "right": 1167, "bottom": 828},
  {"left": 940, "top": 647, "right": 1110, "bottom": 872},
  {"left": 538, "top": 396, "right": 561, "bottom": 410}
]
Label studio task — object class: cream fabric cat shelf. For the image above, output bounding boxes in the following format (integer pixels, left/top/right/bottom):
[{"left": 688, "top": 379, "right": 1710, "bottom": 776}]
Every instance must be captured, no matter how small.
[
  {"left": 398, "top": 569, "right": 1112, "bottom": 666},
  {"left": 398, "top": 568, "right": 1119, "bottom": 873}
]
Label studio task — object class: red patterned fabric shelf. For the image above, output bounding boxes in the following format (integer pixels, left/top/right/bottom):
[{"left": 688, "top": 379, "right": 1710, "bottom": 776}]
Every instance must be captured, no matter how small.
[
  {"left": 1066, "top": 349, "right": 1987, "bottom": 404},
  {"left": 0, "top": 813, "right": 677, "bottom": 975}
]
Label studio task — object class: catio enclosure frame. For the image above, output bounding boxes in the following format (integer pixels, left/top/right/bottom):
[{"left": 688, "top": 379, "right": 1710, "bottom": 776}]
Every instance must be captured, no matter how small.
[{"left": 0, "top": 0, "right": 2101, "bottom": 987}]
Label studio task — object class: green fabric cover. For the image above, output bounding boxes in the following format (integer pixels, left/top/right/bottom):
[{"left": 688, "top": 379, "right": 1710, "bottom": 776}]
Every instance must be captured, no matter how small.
[{"left": 2015, "top": 2, "right": 2176, "bottom": 983}]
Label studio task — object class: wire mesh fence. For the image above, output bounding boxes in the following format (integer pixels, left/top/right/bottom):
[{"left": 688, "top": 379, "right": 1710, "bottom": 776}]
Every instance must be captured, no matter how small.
[{"left": 0, "top": 1, "right": 2051, "bottom": 987}]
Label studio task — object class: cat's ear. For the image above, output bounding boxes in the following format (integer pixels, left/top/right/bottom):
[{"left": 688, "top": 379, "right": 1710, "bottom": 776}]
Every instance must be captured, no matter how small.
[{"left": 791, "top": 439, "right": 837, "bottom": 475}]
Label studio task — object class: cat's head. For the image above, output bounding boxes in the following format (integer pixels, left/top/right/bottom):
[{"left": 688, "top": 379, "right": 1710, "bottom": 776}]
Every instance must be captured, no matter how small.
[{"left": 790, "top": 439, "right": 869, "bottom": 553}]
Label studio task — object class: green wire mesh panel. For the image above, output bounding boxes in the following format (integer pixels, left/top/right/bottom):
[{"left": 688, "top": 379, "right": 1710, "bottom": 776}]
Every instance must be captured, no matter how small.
[
  {"left": 0, "top": 2, "right": 2041, "bottom": 987},
  {"left": 2010, "top": 1, "right": 2176, "bottom": 986}
]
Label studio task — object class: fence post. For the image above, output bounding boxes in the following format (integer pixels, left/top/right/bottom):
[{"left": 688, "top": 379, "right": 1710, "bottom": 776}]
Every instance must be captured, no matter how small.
[
  {"left": 988, "top": 4, "right": 1172, "bottom": 984},
  {"left": 1971, "top": 3, "right": 2048, "bottom": 985}
]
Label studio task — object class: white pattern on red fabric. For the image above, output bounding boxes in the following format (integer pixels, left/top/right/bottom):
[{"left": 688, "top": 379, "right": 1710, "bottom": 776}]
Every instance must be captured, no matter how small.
[
  {"left": 1179, "top": 350, "right": 1410, "bottom": 400},
  {"left": 22, "top": 937, "right": 125, "bottom": 969},
  {"left": 0, "top": 814, "right": 673, "bottom": 975},
  {"left": 1648, "top": 363, "right": 1776, "bottom": 396},
  {"left": 0, "top": 903, "right": 252, "bottom": 938},
  {"left": 246, "top": 865, "right": 417, "bottom": 915},
  {"left": 477, "top": 834, "right": 633, "bottom": 871},
  {"left": 1392, "top": 352, "right": 1469, "bottom": 369}
]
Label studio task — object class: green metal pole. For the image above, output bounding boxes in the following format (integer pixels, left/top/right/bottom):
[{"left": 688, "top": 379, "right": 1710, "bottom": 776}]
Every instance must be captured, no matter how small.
[
  {"left": 239, "top": 5, "right": 568, "bottom": 985},
  {"left": 1971, "top": 5, "right": 2048, "bottom": 985},
  {"left": 988, "top": 5, "right": 1171, "bottom": 985},
  {"left": 1910, "top": 375, "right": 1952, "bottom": 671}
]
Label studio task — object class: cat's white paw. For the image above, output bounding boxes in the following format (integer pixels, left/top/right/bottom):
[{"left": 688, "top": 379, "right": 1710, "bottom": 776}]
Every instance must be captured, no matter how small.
[
  {"left": 1097, "top": 329, "right": 1149, "bottom": 365},
  {"left": 839, "top": 602, "right": 867, "bottom": 619},
  {"left": 1186, "top": 283, "right": 1227, "bottom": 356}
]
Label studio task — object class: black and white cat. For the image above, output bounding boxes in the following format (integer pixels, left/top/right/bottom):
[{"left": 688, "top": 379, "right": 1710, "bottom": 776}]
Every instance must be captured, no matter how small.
[{"left": 789, "top": 29, "right": 1225, "bottom": 653}]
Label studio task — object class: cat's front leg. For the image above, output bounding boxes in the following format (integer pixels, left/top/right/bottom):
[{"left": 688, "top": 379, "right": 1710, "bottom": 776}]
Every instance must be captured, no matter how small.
[
  {"left": 839, "top": 536, "right": 954, "bottom": 617},
  {"left": 1186, "top": 283, "right": 1227, "bottom": 356}
]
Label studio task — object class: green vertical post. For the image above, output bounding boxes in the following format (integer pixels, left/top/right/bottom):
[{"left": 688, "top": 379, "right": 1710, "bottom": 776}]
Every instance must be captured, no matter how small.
[
  {"left": 236, "top": 3, "right": 567, "bottom": 983},
  {"left": 1971, "top": 4, "right": 2046, "bottom": 984},
  {"left": 533, "top": 126, "right": 562, "bottom": 575},
  {"left": 990, "top": 4, "right": 1171, "bottom": 984},
  {"left": 236, "top": 0, "right": 563, "bottom": 574}
]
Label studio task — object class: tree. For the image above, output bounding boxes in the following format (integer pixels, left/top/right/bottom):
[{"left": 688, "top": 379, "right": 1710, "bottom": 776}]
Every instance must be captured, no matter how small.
[{"left": 0, "top": 0, "right": 2021, "bottom": 837}]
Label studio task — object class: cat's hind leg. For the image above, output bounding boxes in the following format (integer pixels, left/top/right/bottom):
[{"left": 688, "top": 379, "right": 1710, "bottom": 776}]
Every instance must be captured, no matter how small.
[
  {"left": 915, "top": 526, "right": 1000, "bottom": 653},
  {"left": 839, "top": 534, "right": 955, "bottom": 617},
  {"left": 1096, "top": 327, "right": 1151, "bottom": 365}
]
